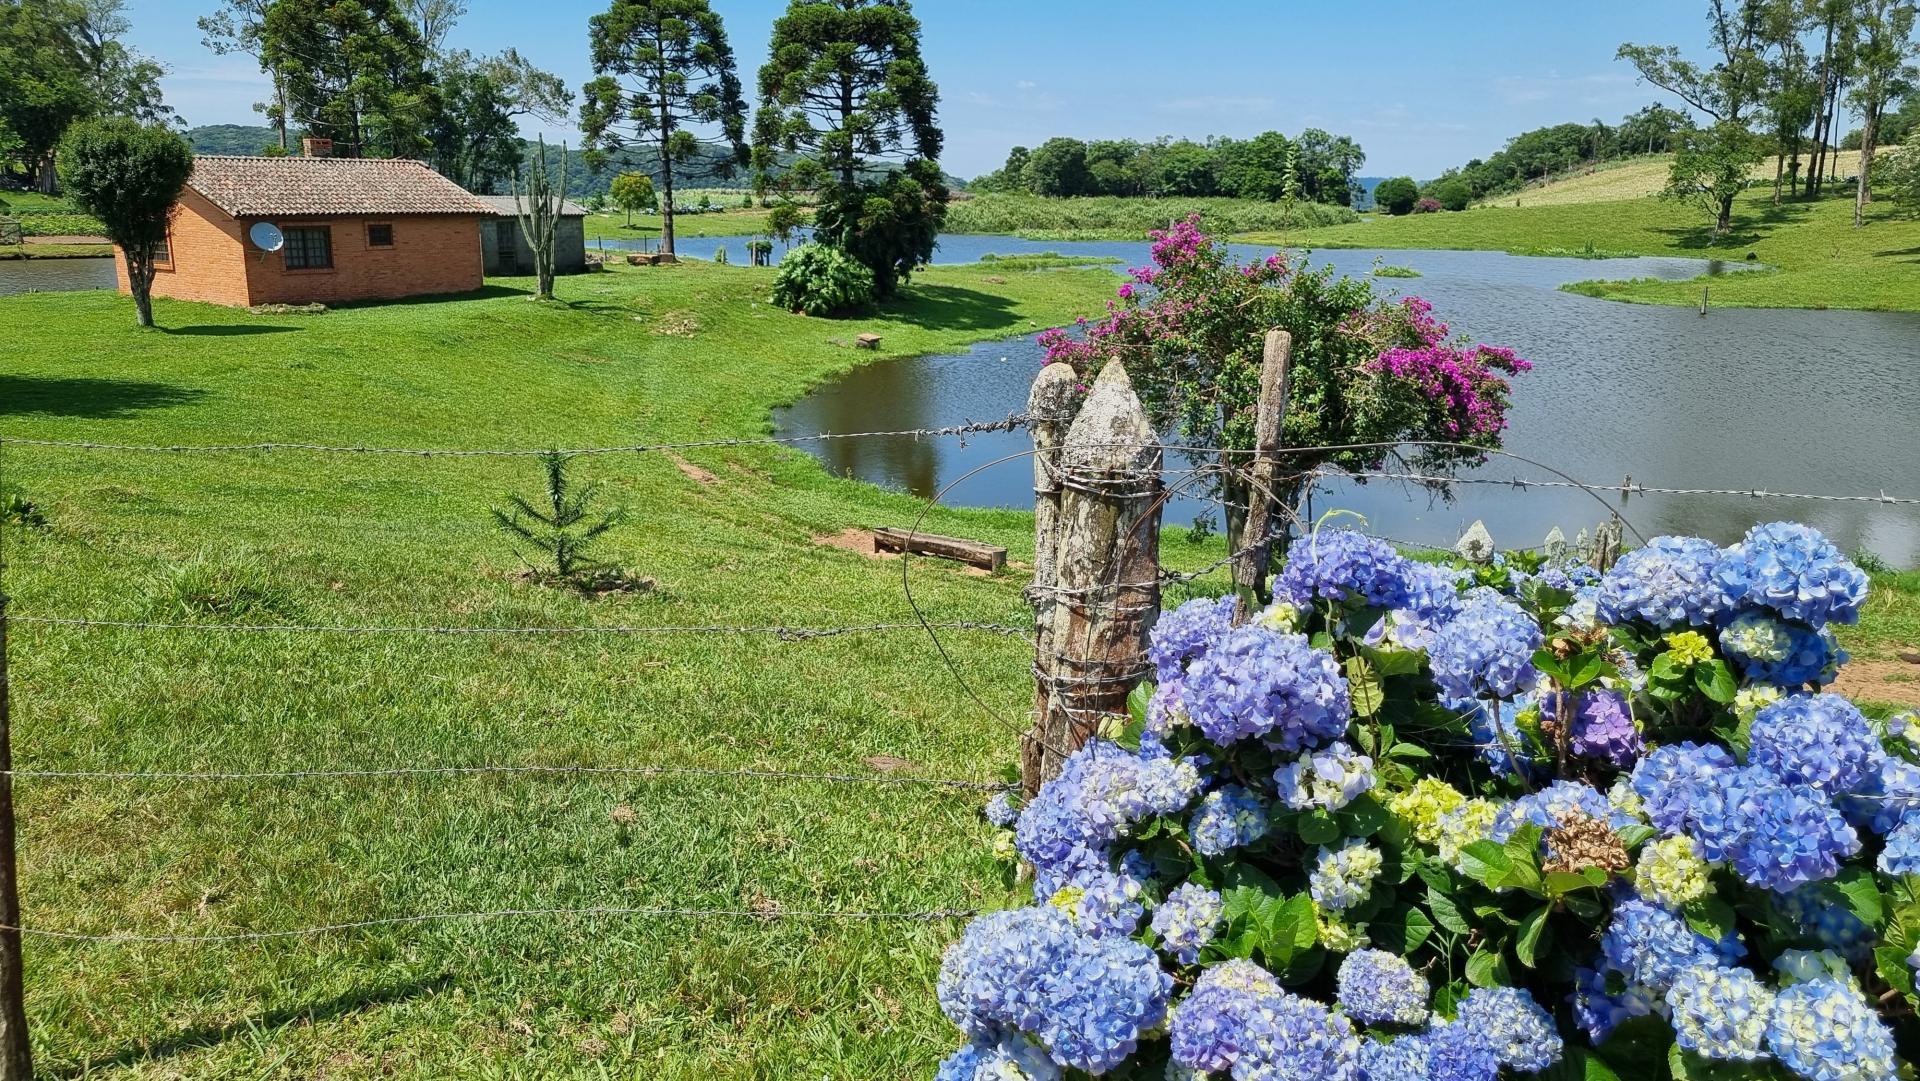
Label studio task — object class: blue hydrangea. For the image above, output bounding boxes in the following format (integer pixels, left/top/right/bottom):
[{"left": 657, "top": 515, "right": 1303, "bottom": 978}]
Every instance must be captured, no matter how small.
[
  {"left": 937, "top": 1031, "right": 1063, "bottom": 1081},
  {"left": 1335, "top": 949, "right": 1429, "bottom": 1026},
  {"left": 1494, "top": 780, "right": 1614, "bottom": 851},
  {"left": 1880, "top": 816, "right": 1920, "bottom": 875},
  {"left": 1149, "top": 595, "right": 1238, "bottom": 683},
  {"left": 1355, "top": 1036, "right": 1431, "bottom": 1081},
  {"left": 1715, "top": 522, "right": 1869, "bottom": 628},
  {"left": 1455, "top": 986, "right": 1563, "bottom": 1073},
  {"left": 1275, "top": 529, "right": 1414, "bottom": 610},
  {"left": 1182, "top": 626, "right": 1351, "bottom": 749},
  {"left": 1765, "top": 976, "right": 1898, "bottom": 1081},
  {"left": 1152, "top": 882, "right": 1224, "bottom": 965},
  {"left": 1189, "top": 784, "right": 1269, "bottom": 856},
  {"left": 1596, "top": 536, "right": 1730, "bottom": 628},
  {"left": 1666, "top": 963, "right": 1773, "bottom": 1062},
  {"left": 1630, "top": 742, "right": 1738, "bottom": 839},
  {"left": 1571, "top": 964, "right": 1661, "bottom": 1044},
  {"left": 1273, "top": 741, "right": 1376, "bottom": 812},
  {"left": 1402, "top": 559, "right": 1467, "bottom": 622},
  {"left": 1170, "top": 959, "right": 1362, "bottom": 1079},
  {"left": 1600, "top": 898, "right": 1725, "bottom": 992},
  {"left": 937, "top": 906, "right": 1171, "bottom": 1074},
  {"left": 1310, "top": 839, "right": 1383, "bottom": 912},
  {"left": 1776, "top": 884, "right": 1874, "bottom": 962},
  {"left": 1428, "top": 588, "right": 1542, "bottom": 701},
  {"left": 1719, "top": 612, "right": 1845, "bottom": 686},
  {"left": 1748, "top": 693, "right": 1883, "bottom": 796},
  {"left": 985, "top": 791, "right": 1020, "bottom": 828},
  {"left": 1842, "top": 757, "right": 1920, "bottom": 835},
  {"left": 1421, "top": 1021, "right": 1501, "bottom": 1081},
  {"left": 1014, "top": 741, "right": 1203, "bottom": 896},
  {"left": 1540, "top": 688, "right": 1643, "bottom": 769},
  {"left": 1055, "top": 869, "right": 1145, "bottom": 939},
  {"left": 1726, "top": 776, "right": 1861, "bottom": 893}
]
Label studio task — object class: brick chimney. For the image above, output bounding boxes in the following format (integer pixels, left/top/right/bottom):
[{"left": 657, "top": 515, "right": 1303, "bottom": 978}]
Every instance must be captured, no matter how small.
[{"left": 300, "top": 137, "right": 333, "bottom": 159}]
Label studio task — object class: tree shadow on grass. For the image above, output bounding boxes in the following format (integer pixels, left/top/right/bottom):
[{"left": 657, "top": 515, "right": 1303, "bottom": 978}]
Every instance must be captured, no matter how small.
[
  {"left": 48, "top": 974, "right": 453, "bottom": 1079},
  {"left": 1875, "top": 245, "right": 1920, "bottom": 264},
  {"left": 159, "top": 324, "right": 302, "bottom": 337},
  {"left": 1652, "top": 199, "right": 1814, "bottom": 252},
  {"left": 887, "top": 284, "right": 1022, "bottom": 333},
  {"left": 0, "top": 375, "right": 205, "bottom": 419},
  {"left": 330, "top": 283, "right": 534, "bottom": 310}
]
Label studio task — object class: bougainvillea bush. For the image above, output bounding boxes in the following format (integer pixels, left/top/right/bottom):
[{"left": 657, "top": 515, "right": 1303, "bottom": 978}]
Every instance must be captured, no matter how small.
[{"left": 939, "top": 523, "right": 1920, "bottom": 1080}]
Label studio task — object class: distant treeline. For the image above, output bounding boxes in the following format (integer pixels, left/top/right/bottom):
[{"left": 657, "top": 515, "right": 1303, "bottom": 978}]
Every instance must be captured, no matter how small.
[
  {"left": 969, "top": 130, "right": 1368, "bottom": 207},
  {"left": 1423, "top": 104, "right": 1698, "bottom": 205}
]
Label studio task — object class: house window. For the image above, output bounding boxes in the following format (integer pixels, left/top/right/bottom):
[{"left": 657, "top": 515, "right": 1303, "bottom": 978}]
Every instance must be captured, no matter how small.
[
  {"left": 367, "top": 223, "right": 394, "bottom": 247},
  {"left": 153, "top": 233, "right": 172, "bottom": 264},
  {"left": 283, "top": 226, "right": 333, "bottom": 270}
]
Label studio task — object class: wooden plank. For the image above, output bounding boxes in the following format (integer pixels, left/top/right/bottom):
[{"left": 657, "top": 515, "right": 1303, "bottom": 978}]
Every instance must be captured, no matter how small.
[
  {"left": 855, "top": 333, "right": 882, "bottom": 350},
  {"left": 872, "top": 527, "right": 1006, "bottom": 571}
]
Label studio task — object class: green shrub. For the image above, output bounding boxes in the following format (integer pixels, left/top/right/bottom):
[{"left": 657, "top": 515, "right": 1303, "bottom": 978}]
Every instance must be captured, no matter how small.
[
  {"left": 1373, "top": 176, "right": 1418, "bottom": 215},
  {"left": 770, "top": 242, "right": 875, "bottom": 317},
  {"left": 943, "top": 194, "right": 1359, "bottom": 237},
  {"left": 18, "top": 212, "right": 107, "bottom": 236}
]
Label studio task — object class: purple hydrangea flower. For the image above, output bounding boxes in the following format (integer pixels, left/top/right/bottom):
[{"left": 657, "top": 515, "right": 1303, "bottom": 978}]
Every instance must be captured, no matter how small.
[
  {"left": 1429, "top": 588, "right": 1542, "bottom": 700},
  {"left": 1630, "top": 742, "right": 1738, "bottom": 838},
  {"left": 1335, "top": 949, "right": 1430, "bottom": 1026},
  {"left": 937, "top": 906, "right": 1171, "bottom": 1074},
  {"left": 1596, "top": 536, "right": 1729, "bottom": 628},
  {"left": 1725, "top": 777, "right": 1860, "bottom": 893},
  {"left": 1171, "top": 960, "right": 1361, "bottom": 1078},
  {"left": 1600, "top": 898, "right": 1725, "bottom": 992},
  {"left": 1151, "top": 882, "right": 1225, "bottom": 965},
  {"left": 1715, "top": 522, "right": 1869, "bottom": 628},
  {"left": 1571, "top": 964, "right": 1661, "bottom": 1044},
  {"left": 1182, "top": 626, "right": 1351, "bottom": 749},
  {"left": 1149, "top": 595, "right": 1238, "bottom": 684},
  {"left": 1456, "top": 987, "right": 1563, "bottom": 1072},
  {"left": 1776, "top": 883, "right": 1874, "bottom": 962},
  {"left": 1456, "top": 694, "right": 1536, "bottom": 779},
  {"left": 1189, "top": 784, "right": 1269, "bottom": 856},
  {"left": 1014, "top": 741, "right": 1200, "bottom": 896},
  {"left": 1748, "top": 693, "right": 1883, "bottom": 796},
  {"left": 984, "top": 791, "right": 1020, "bottom": 828},
  {"left": 1880, "top": 816, "right": 1920, "bottom": 876},
  {"left": 1275, "top": 529, "right": 1414, "bottom": 610},
  {"left": 1542, "top": 688, "right": 1643, "bottom": 769},
  {"left": 1422, "top": 1022, "right": 1501, "bottom": 1081},
  {"left": 1842, "top": 757, "right": 1920, "bottom": 835},
  {"left": 1495, "top": 779, "right": 1614, "bottom": 843},
  {"left": 1061, "top": 868, "right": 1145, "bottom": 939}
]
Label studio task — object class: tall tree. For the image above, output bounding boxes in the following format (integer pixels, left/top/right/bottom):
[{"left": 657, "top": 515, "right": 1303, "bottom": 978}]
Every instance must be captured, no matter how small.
[
  {"left": 1667, "top": 120, "right": 1766, "bottom": 232},
  {"left": 0, "top": 0, "right": 165, "bottom": 191},
  {"left": 405, "top": 0, "right": 464, "bottom": 55},
  {"left": 1848, "top": 0, "right": 1918, "bottom": 224},
  {"left": 1021, "top": 136, "right": 1089, "bottom": 196},
  {"left": 581, "top": 0, "right": 748, "bottom": 256},
  {"left": 1758, "top": 0, "right": 1820, "bottom": 201},
  {"left": 58, "top": 117, "right": 192, "bottom": 327},
  {"left": 428, "top": 48, "right": 572, "bottom": 191},
  {"left": 1618, "top": 0, "right": 1771, "bottom": 123},
  {"left": 198, "top": 0, "right": 287, "bottom": 151},
  {"left": 752, "top": 0, "right": 943, "bottom": 295},
  {"left": 260, "top": 0, "right": 439, "bottom": 158}
]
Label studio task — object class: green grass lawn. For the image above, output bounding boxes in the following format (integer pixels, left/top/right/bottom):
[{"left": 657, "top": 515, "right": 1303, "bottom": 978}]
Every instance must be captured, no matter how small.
[
  {"left": 0, "top": 243, "right": 112, "bottom": 259},
  {"left": 1264, "top": 188, "right": 1920, "bottom": 312},
  {"left": 0, "top": 260, "right": 1135, "bottom": 1078}
]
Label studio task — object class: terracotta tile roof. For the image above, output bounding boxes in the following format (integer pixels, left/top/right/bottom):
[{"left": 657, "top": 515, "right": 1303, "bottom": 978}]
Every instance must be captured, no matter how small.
[
  {"left": 187, "top": 156, "right": 498, "bottom": 217},
  {"left": 474, "top": 195, "right": 590, "bottom": 217}
]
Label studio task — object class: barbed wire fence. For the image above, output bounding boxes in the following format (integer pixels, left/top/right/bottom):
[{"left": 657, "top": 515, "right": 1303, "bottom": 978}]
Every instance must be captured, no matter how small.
[{"left": 1, "top": 367, "right": 1917, "bottom": 1074}]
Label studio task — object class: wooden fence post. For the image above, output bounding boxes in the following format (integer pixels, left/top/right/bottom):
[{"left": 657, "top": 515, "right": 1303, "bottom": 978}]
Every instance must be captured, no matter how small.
[
  {"left": 1023, "top": 362, "right": 1079, "bottom": 791},
  {"left": 0, "top": 594, "right": 32, "bottom": 1081},
  {"left": 1232, "top": 330, "right": 1292, "bottom": 609},
  {"left": 1025, "top": 362, "right": 1163, "bottom": 796}
]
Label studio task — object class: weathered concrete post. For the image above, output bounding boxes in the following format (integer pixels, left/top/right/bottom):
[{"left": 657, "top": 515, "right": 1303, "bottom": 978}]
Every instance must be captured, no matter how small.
[
  {"left": 1232, "top": 330, "right": 1293, "bottom": 610},
  {"left": 1025, "top": 362, "right": 1163, "bottom": 796},
  {"left": 1023, "top": 363, "right": 1080, "bottom": 790}
]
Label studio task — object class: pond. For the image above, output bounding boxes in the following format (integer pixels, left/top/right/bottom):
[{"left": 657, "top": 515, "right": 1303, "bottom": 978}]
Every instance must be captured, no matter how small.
[
  {"left": 775, "top": 241, "right": 1920, "bottom": 566},
  {"left": 0, "top": 257, "right": 115, "bottom": 296}
]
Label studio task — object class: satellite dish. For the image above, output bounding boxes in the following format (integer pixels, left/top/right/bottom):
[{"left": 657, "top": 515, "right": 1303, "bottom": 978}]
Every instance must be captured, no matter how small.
[{"left": 249, "top": 222, "right": 284, "bottom": 252}]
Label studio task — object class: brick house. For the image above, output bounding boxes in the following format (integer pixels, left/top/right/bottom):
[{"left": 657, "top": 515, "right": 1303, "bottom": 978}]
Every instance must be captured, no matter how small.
[
  {"left": 117, "top": 154, "right": 496, "bottom": 308},
  {"left": 475, "top": 196, "right": 589, "bottom": 276}
]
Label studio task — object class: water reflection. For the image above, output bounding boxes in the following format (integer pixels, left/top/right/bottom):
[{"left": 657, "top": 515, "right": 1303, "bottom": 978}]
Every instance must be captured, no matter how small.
[
  {"left": 0, "top": 257, "right": 116, "bottom": 296},
  {"left": 776, "top": 243, "right": 1920, "bottom": 566}
]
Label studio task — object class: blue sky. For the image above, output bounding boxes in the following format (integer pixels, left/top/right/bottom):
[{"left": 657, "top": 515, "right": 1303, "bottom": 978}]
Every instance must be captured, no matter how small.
[{"left": 125, "top": 0, "right": 1711, "bottom": 179}]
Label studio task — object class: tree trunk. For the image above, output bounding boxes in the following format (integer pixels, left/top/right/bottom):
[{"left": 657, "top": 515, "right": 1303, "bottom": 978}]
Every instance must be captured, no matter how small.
[
  {"left": 130, "top": 255, "right": 155, "bottom": 328},
  {"left": 1717, "top": 191, "right": 1735, "bottom": 235},
  {"left": 659, "top": 124, "right": 676, "bottom": 256},
  {"left": 1772, "top": 152, "right": 1784, "bottom": 205},
  {"left": 1856, "top": 107, "right": 1880, "bottom": 228}
]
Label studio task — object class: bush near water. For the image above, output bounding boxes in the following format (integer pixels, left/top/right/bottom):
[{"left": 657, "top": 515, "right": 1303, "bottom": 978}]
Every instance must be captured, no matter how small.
[
  {"left": 940, "top": 524, "right": 1920, "bottom": 1081},
  {"left": 945, "top": 194, "right": 1359, "bottom": 239}
]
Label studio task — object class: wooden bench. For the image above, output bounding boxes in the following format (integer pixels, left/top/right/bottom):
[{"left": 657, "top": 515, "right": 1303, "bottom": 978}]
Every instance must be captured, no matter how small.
[
  {"left": 872, "top": 527, "right": 1006, "bottom": 571},
  {"left": 855, "top": 333, "right": 882, "bottom": 350}
]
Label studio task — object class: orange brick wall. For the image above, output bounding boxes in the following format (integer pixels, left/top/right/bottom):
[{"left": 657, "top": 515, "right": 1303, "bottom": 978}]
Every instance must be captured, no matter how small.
[
  {"left": 116, "top": 189, "right": 252, "bottom": 306},
  {"left": 118, "top": 195, "right": 485, "bottom": 308},
  {"left": 243, "top": 214, "right": 484, "bottom": 306}
]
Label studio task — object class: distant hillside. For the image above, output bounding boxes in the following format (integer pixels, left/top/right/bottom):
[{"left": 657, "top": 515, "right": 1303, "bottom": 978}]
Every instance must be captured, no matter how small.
[
  {"left": 1482, "top": 151, "right": 1879, "bottom": 209},
  {"left": 187, "top": 124, "right": 283, "bottom": 155},
  {"left": 1353, "top": 176, "right": 1387, "bottom": 210}
]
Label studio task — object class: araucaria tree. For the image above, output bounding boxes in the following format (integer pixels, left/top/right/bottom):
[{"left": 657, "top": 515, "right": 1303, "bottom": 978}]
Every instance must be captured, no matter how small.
[
  {"left": 260, "top": 0, "right": 439, "bottom": 158},
  {"left": 58, "top": 117, "right": 192, "bottom": 328},
  {"left": 753, "top": 0, "right": 945, "bottom": 297},
  {"left": 581, "top": 0, "right": 748, "bottom": 256}
]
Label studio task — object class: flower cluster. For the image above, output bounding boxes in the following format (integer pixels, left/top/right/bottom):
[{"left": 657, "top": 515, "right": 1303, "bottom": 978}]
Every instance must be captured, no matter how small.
[{"left": 941, "top": 521, "right": 1910, "bottom": 1081}]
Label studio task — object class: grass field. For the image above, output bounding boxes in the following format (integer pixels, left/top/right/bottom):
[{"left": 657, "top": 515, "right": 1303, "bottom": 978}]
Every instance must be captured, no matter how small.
[
  {"left": 1267, "top": 186, "right": 1920, "bottom": 312},
  {"left": 580, "top": 208, "right": 794, "bottom": 243},
  {"left": 0, "top": 242, "right": 111, "bottom": 259},
  {"left": 1479, "top": 150, "right": 1877, "bottom": 208},
  {"left": 0, "top": 260, "right": 1138, "bottom": 1078}
]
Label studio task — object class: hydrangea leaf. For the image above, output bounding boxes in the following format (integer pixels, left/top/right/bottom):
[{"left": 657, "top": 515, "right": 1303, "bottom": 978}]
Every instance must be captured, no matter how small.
[
  {"left": 1457, "top": 840, "right": 1515, "bottom": 889},
  {"left": 1427, "top": 884, "right": 1470, "bottom": 934},
  {"left": 1360, "top": 642, "right": 1427, "bottom": 679},
  {"left": 1540, "top": 1046, "right": 1624, "bottom": 1081},
  {"left": 1692, "top": 660, "right": 1737, "bottom": 704},
  {"left": 1298, "top": 810, "right": 1342, "bottom": 846},
  {"left": 1370, "top": 904, "right": 1434, "bottom": 954},
  {"left": 1516, "top": 904, "right": 1551, "bottom": 967},
  {"left": 1832, "top": 867, "right": 1885, "bottom": 927},
  {"left": 1336, "top": 794, "right": 1390, "bottom": 840},
  {"left": 1465, "top": 945, "right": 1510, "bottom": 988},
  {"left": 1875, "top": 946, "right": 1917, "bottom": 1005},
  {"left": 1681, "top": 896, "right": 1736, "bottom": 941},
  {"left": 1346, "top": 655, "right": 1384, "bottom": 719}
]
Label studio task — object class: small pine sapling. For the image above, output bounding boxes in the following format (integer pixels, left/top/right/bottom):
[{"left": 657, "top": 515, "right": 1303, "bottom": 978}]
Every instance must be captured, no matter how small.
[{"left": 493, "top": 451, "right": 628, "bottom": 584}]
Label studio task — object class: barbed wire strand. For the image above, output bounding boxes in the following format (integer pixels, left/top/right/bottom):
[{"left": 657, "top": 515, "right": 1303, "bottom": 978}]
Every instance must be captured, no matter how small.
[
  {"left": 3, "top": 904, "right": 978, "bottom": 944},
  {"left": 9, "top": 617, "right": 1030, "bottom": 640},
  {"left": 0, "top": 763, "right": 1011, "bottom": 790}
]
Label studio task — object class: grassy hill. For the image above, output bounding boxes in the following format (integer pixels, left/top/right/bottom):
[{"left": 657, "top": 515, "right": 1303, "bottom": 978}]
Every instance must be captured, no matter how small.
[
  {"left": 1267, "top": 184, "right": 1920, "bottom": 312},
  {"left": 1482, "top": 151, "right": 1877, "bottom": 209}
]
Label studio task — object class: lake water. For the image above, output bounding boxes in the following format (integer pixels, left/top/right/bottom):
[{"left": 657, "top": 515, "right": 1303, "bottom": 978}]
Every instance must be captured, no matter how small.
[
  {"left": 0, "top": 257, "right": 115, "bottom": 296},
  {"left": 775, "top": 241, "right": 1920, "bottom": 567}
]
